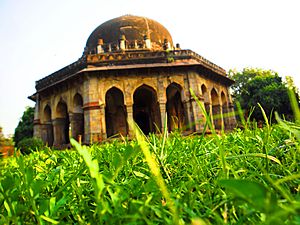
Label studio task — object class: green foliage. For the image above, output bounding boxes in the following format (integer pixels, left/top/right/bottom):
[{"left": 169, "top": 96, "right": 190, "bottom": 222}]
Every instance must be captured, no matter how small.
[
  {"left": 14, "top": 106, "right": 34, "bottom": 147},
  {"left": 0, "top": 120, "right": 299, "bottom": 224},
  {"left": 229, "top": 68, "right": 299, "bottom": 121},
  {"left": 17, "top": 137, "right": 44, "bottom": 154}
]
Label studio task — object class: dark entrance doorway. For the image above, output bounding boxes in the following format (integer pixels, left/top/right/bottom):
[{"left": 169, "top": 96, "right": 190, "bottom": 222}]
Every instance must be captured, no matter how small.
[
  {"left": 134, "top": 111, "right": 150, "bottom": 134},
  {"left": 43, "top": 105, "right": 54, "bottom": 146},
  {"left": 166, "top": 83, "right": 186, "bottom": 131},
  {"left": 55, "top": 101, "right": 70, "bottom": 145},
  {"left": 105, "top": 87, "right": 127, "bottom": 137},
  {"left": 133, "top": 85, "right": 161, "bottom": 135},
  {"left": 72, "top": 93, "right": 84, "bottom": 142}
]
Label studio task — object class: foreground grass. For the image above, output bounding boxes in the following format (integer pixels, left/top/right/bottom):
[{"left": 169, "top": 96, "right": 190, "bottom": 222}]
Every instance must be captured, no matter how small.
[{"left": 0, "top": 124, "right": 299, "bottom": 224}]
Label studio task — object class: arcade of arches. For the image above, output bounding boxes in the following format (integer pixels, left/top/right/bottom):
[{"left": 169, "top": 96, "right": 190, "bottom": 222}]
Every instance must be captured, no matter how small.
[
  {"left": 30, "top": 15, "right": 236, "bottom": 147},
  {"left": 35, "top": 78, "right": 236, "bottom": 147}
]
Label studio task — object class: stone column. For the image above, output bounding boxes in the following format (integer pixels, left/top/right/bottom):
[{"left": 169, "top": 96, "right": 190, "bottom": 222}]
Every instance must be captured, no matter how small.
[
  {"left": 126, "top": 104, "right": 134, "bottom": 137},
  {"left": 83, "top": 75, "right": 102, "bottom": 143},
  {"left": 183, "top": 99, "right": 193, "bottom": 132},
  {"left": 220, "top": 103, "right": 225, "bottom": 131},
  {"left": 99, "top": 105, "right": 106, "bottom": 140},
  {"left": 33, "top": 94, "right": 42, "bottom": 139},
  {"left": 83, "top": 104, "right": 103, "bottom": 144},
  {"left": 52, "top": 118, "right": 67, "bottom": 146},
  {"left": 159, "top": 101, "right": 167, "bottom": 130},
  {"left": 184, "top": 72, "right": 199, "bottom": 132},
  {"left": 190, "top": 96, "right": 205, "bottom": 133}
]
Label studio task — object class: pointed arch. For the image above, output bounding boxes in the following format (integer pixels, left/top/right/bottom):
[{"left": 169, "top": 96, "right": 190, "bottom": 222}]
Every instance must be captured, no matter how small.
[
  {"left": 201, "top": 84, "right": 210, "bottom": 116},
  {"left": 54, "top": 100, "right": 70, "bottom": 145},
  {"left": 133, "top": 84, "right": 161, "bottom": 135},
  {"left": 105, "top": 87, "right": 127, "bottom": 137},
  {"left": 221, "top": 91, "right": 227, "bottom": 105},
  {"left": 44, "top": 105, "right": 52, "bottom": 122},
  {"left": 166, "top": 82, "right": 187, "bottom": 131},
  {"left": 72, "top": 93, "right": 84, "bottom": 142},
  {"left": 42, "top": 105, "right": 53, "bottom": 146},
  {"left": 211, "top": 88, "right": 219, "bottom": 106},
  {"left": 73, "top": 93, "right": 83, "bottom": 113}
]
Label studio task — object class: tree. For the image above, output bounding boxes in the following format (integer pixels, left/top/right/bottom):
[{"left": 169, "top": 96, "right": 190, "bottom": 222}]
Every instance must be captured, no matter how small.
[
  {"left": 229, "top": 68, "right": 299, "bottom": 122},
  {"left": 14, "top": 107, "right": 34, "bottom": 147}
]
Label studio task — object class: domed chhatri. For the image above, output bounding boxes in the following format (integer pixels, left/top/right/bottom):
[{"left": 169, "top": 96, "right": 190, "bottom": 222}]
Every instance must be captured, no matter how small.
[
  {"left": 86, "top": 15, "right": 174, "bottom": 52},
  {"left": 29, "top": 15, "right": 236, "bottom": 147}
]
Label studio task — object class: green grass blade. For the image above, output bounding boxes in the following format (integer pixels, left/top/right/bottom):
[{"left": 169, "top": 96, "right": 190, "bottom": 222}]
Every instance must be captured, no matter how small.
[{"left": 128, "top": 119, "right": 179, "bottom": 225}]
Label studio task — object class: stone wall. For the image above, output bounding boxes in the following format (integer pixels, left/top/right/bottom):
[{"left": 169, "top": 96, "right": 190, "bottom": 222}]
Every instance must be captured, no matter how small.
[{"left": 34, "top": 67, "right": 236, "bottom": 146}]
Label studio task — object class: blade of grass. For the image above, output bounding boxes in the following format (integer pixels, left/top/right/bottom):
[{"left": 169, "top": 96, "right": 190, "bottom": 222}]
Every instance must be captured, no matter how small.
[
  {"left": 128, "top": 119, "right": 179, "bottom": 225},
  {"left": 225, "top": 153, "right": 281, "bottom": 165},
  {"left": 257, "top": 103, "right": 271, "bottom": 172}
]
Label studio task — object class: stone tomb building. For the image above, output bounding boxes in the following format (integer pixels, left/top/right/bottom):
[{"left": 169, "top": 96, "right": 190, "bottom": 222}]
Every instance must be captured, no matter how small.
[{"left": 29, "top": 15, "right": 236, "bottom": 146}]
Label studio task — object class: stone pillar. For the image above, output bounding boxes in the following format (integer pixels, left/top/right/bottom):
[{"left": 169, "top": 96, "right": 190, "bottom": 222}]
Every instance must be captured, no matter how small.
[
  {"left": 183, "top": 99, "right": 193, "bottom": 131},
  {"left": 53, "top": 118, "right": 67, "bottom": 146},
  {"left": 126, "top": 104, "right": 134, "bottom": 137},
  {"left": 97, "top": 39, "right": 104, "bottom": 54},
  {"left": 220, "top": 103, "right": 225, "bottom": 131},
  {"left": 144, "top": 35, "right": 151, "bottom": 49},
  {"left": 83, "top": 105, "right": 103, "bottom": 144},
  {"left": 183, "top": 76, "right": 194, "bottom": 132},
  {"left": 33, "top": 94, "right": 42, "bottom": 139},
  {"left": 134, "top": 40, "right": 138, "bottom": 49},
  {"left": 191, "top": 96, "right": 205, "bottom": 133},
  {"left": 99, "top": 105, "right": 106, "bottom": 140},
  {"left": 159, "top": 101, "right": 167, "bottom": 130},
  {"left": 83, "top": 76, "right": 103, "bottom": 143}
]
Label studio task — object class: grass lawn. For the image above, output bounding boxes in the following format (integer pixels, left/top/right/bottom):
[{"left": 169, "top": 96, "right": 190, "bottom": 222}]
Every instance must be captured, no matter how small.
[{"left": 0, "top": 117, "right": 299, "bottom": 224}]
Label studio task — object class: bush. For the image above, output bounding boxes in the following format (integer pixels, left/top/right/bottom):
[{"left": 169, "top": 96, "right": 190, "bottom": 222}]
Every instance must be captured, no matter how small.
[{"left": 17, "top": 137, "right": 44, "bottom": 154}]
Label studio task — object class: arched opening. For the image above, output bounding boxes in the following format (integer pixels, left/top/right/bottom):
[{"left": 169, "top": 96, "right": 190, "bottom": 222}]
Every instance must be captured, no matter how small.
[
  {"left": 55, "top": 101, "right": 70, "bottom": 145},
  {"left": 105, "top": 87, "right": 127, "bottom": 137},
  {"left": 43, "top": 105, "right": 54, "bottom": 146},
  {"left": 211, "top": 88, "right": 221, "bottom": 129},
  {"left": 166, "top": 83, "right": 186, "bottom": 132},
  {"left": 201, "top": 84, "right": 210, "bottom": 116},
  {"left": 221, "top": 92, "right": 228, "bottom": 130},
  {"left": 72, "top": 93, "right": 84, "bottom": 142},
  {"left": 44, "top": 105, "right": 51, "bottom": 122},
  {"left": 133, "top": 85, "right": 161, "bottom": 135}
]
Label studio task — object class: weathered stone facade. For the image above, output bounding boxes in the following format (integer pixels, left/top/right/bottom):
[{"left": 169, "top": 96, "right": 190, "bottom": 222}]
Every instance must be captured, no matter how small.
[{"left": 29, "top": 15, "right": 236, "bottom": 146}]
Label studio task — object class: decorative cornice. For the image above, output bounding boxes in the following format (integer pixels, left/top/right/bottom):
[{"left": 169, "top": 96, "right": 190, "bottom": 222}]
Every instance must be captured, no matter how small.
[{"left": 34, "top": 50, "right": 232, "bottom": 92}]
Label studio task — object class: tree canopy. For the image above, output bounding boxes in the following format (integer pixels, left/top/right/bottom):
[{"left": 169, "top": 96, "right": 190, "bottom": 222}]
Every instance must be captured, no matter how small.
[
  {"left": 14, "top": 106, "right": 34, "bottom": 147},
  {"left": 229, "top": 68, "right": 299, "bottom": 121}
]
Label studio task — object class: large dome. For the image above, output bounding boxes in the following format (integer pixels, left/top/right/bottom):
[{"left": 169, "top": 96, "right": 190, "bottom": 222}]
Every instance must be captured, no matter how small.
[{"left": 86, "top": 15, "right": 173, "bottom": 52}]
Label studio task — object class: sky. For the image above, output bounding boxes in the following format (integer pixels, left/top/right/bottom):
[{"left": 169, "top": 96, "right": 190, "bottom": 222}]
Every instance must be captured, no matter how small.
[{"left": 0, "top": 0, "right": 299, "bottom": 136}]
